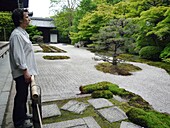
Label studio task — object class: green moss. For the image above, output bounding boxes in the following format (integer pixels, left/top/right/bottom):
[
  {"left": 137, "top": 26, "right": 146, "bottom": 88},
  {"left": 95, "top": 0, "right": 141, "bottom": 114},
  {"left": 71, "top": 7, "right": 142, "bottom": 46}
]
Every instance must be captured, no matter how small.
[
  {"left": 43, "top": 55, "right": 70, "bottom": 60},
  {"left": 95, "top": 62, "right": 141, "bottom": 76},
  {"left": 39, "top": 44, "right": 66, "bottom": 53},
  {"left": 80, "top": 81, "right": 152, "bottom": 109},
  {"left": 79, "top": 81, "right": 110, "bottom": 94},
  {"left": 126, "top": 108, "right": 170, "bottom": 128},
  {"left": 92, "top": 90, "right": 113, "bottom": 99}
]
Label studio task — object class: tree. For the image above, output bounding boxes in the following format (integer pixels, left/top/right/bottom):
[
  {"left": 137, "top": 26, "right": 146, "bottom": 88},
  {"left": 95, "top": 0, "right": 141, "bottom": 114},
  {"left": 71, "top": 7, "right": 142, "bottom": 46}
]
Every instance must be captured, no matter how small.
[
  {"left": 91, "top": 18, "right": 137, "bottom": 65},
  {"left": 70, "top": 4, "right": 115, "bottom": 44},
  {"left": 136, "top": 6, "right": 169, "bottom": 50},
  {"left": 71, "top": 0, "right": 97, "bottom": 33},
  {"left": 50, "top": 0, "right": 81, "bottom": 43},
  {"left": 0, "top": 12, "right": 14, "bottom": 41}
]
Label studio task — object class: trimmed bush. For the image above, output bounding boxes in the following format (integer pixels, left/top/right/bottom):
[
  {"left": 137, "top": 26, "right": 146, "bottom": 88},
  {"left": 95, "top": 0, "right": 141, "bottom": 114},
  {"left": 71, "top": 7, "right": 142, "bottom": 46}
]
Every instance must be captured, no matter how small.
[
  {"left": 92, "top": 90, "right": 113, "bottom": 99},
  {"left": 126, "top": 108, "right": 170, "bottom": 128},
  {"left": 32, "top": 35, "right": 43, "bottom": 43},
  {"left": 139, "top": 46, "right": 162, "bottom": 61}
]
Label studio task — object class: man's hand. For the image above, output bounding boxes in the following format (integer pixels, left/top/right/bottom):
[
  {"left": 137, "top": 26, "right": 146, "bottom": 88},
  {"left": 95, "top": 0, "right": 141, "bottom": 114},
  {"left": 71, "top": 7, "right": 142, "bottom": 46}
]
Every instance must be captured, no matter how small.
[{"left": 23, "top": 69, "right": 31, "bottom": 83}]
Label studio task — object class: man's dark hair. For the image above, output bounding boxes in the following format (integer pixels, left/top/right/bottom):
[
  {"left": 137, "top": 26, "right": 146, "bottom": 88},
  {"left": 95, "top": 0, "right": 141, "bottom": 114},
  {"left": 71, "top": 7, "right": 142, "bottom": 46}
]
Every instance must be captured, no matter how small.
[{"left": 12, "top": 8, "right": 29, "bottom": 27}]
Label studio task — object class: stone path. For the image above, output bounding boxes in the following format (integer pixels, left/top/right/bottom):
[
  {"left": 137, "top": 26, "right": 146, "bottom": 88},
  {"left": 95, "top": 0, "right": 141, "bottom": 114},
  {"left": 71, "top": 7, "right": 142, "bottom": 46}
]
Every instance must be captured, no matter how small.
[{"left": 42, "top": 98, "right": 141, "bottom": 128}]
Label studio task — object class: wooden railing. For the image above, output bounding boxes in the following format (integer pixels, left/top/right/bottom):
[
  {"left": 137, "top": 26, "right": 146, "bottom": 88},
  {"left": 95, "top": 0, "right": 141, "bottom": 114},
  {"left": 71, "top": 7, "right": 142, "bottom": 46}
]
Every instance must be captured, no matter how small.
[
  {"left": 0, "top": 42, "right": 9, "bottom": 58},
  {"left": 30, "top": 75, "right": 43, "bottom": 128}
]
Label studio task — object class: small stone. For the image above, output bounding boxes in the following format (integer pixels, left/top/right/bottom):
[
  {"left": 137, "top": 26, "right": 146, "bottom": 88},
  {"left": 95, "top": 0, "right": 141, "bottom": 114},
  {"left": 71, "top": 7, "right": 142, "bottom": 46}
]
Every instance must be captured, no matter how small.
[
  {"left": 88, "top": 98, "right": 113, "bottom": 109},
  {"left": 120, "top": 121, "right": 144, "bottom": 128},
  {"left": 113, "top": 95, "right": 128, "bottom": 102},
  {"left": 97, "top": 106, "right": 128, "bottom": 123},
  {"left": 61, "top": 100, "right": 89, "bottom": 114},
  {"left": 42, "top": 104, "right": 61, "bottom": 118}
]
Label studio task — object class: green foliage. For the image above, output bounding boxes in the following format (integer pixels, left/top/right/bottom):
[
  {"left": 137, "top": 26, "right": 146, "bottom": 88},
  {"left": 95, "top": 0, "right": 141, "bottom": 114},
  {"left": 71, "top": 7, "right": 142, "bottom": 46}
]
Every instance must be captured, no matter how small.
[
  {"left": 127, "top": 107, "right": 170, "bottom": 128},
  {"left": 71, "top": 0, "right": 97, "bottom": 35},
  {"left": 139, "top": 46, "right": 162, "bottom": 61},
  {"left": 136, "top": 6, "right": 169, "bottom": 51},
  {"left": 32, "top": 35, "right": 43, "bottom": 44},
  {"left": 26, "top": 25, "right": 42, "bottom": 41},
  {"left": 0, "top": 12, "right": 14, "bottom": 41},
  {"left": 92, "top": 90, "right": 113, "bottom": 99},
  {"left": 160, "top": 43, "right": 170, "bottom": 61},
  {"left": 70, "top": 4, "right": 115, "bottom": 44},
  {"left": 91, "top": 18, "right": 138, "bottom": 58},
  {"left": 52, "top": 10, "right": 73, "bottom": 43}
]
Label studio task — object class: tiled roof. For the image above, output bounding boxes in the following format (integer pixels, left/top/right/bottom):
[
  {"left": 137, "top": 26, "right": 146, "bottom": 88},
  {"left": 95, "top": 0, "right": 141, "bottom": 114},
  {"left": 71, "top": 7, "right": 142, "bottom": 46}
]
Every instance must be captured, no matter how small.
[
  {"left": 30, "top": 17, "right": 56, "bottom": 28},
  {"left": 0, "top": 0, "right": 29, "bottom": 11}
]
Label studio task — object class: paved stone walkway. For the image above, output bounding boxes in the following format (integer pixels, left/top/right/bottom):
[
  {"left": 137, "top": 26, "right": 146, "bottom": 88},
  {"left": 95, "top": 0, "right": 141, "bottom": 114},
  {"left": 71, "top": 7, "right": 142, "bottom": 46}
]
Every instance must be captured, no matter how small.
[
  {"left": 42, "top": 98, "right": 141, "bottom": 128},
  {"left": 0, "top": 53, "right": 12, "bottom": 128}
]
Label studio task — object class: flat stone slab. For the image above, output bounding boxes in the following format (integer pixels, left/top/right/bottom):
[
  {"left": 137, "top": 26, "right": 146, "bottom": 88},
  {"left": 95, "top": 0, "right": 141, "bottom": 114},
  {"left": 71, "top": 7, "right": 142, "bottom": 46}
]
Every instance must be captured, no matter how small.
[
  {"left": 42, "top": 104, "right": 61, "bottom": 118},
  {"left": 88, "top": 98, "right": 113, "bottom": 109},
  {"left": 120, "top": 121, "right": 144, "bottom": 128},
  {"left": 43, "top": 116, "right": 101, "bottom": 128},
  {"left": 97, "top": 106, "right": 128, "bottom": 123},
  {"left": 0, "top": 105, "right": 6, "bottom": 125},
  {"left": 61, "top": 100, "right": 89, "bottom": 114},
  {"left": 113, "top": 95, "right": 128, "bottom": 102}
]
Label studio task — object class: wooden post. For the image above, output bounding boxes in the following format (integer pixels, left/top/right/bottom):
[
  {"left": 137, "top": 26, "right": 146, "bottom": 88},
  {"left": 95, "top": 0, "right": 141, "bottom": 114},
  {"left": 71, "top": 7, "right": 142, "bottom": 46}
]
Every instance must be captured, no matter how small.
[{"left": 30, "top": 75, "right": 42, "bottom": 128}]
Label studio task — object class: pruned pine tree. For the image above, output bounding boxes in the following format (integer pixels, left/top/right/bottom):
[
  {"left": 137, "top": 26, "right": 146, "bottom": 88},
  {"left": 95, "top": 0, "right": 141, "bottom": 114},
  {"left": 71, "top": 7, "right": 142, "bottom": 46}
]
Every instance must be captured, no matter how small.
[{"left": 91, "top": 18, "right": 137, "bottom": 65}]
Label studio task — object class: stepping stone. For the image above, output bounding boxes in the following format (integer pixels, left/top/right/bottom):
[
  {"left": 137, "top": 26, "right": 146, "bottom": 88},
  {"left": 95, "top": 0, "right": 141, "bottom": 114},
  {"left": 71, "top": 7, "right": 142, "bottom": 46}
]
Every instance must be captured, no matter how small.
[
  {"left": 120, "top": 121, "right": 144, "bottom": 128},
  {"left": 88, "top": 98, "right": 113, "bottom": 109},
  {"left": 42, "top": 104, "right": 61, "bottom": 118},
  {"left": 43, "top": 116, "right": 101, "bottom": 128},
  {"left": 61, "top": 100, "right": 89, "bottom": 114},
  {"left": 113, "top": 95, "right": 128, "bottom": 102},
  {"left": 97, "top": 106, "right": 128, "bottom": 123}
]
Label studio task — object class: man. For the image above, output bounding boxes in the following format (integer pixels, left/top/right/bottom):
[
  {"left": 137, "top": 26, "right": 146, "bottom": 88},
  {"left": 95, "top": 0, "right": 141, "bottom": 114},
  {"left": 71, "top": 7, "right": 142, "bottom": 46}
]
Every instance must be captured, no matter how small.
[{"left": 9, "top": 8, "right": 38, "bottom": 128}]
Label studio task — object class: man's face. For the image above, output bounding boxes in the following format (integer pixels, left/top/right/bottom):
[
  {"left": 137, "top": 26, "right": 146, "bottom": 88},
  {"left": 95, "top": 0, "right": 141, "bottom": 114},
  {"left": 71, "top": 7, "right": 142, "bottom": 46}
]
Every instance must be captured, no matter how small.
[{"left": 20, "top": 12, "right": 30, "bottom": 29}]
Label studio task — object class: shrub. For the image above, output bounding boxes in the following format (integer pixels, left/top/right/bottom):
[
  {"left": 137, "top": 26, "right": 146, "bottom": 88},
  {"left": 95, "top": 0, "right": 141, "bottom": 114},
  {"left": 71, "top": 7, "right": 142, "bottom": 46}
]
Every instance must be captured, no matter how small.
[
  {"left": 126, "top": 108, "right": 170, "bottom": 128},
  {"left": 32, "top": 35, "right": 43, "bottom": 43},
  {"left": 160, "top": 43, "right": 170, "bottom": 63},
  {"left": 139, "top": 46, "right": 162, "bottom": 61},
  {"left": 92, "top": 90, "right": 113, "bottom": 99}
]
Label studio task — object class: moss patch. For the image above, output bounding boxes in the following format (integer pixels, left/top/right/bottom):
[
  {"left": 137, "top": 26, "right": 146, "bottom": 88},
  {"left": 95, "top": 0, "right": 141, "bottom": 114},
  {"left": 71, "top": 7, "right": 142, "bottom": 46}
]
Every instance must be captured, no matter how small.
[
  {"left": 95, "top": 62, "right": 141, "bottom": 76},
  {"left": 126, "top": 108, "right": 170, "bottom": 128},
  {"left": 43, "top": 55, "right": 70, "bottom": 60},
  {"left": 80, "top": 81, "right": 151, "bottom": 109},
  {"left": 39, "top": 44, "right": 66, "bottom": 53}
]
